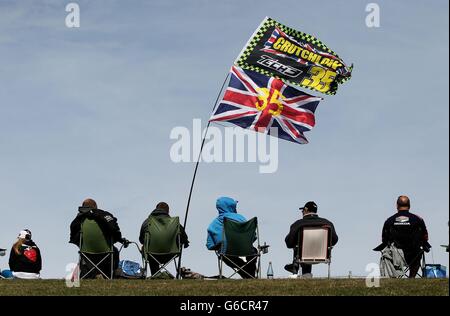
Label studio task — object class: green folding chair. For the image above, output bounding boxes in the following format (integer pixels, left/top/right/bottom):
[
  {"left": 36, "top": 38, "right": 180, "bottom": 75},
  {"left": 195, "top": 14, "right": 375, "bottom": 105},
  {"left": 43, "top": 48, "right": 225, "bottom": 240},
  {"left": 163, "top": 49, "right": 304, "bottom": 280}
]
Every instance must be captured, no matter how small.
[
  {"left": 142, "top": 216, "right": 181, "bottom": 279},
  {"left": 79, "top": 218, "right": 114, "bottom": 280},
  {"left": 218, "top": 217, "right": 264, "bottom": 279}
]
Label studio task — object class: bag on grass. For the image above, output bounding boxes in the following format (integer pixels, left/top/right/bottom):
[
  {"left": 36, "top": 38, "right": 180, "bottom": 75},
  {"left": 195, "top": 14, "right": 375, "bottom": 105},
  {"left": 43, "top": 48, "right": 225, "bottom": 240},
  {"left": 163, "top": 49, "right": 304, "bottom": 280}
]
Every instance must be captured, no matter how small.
[
  {"left": 117, "top": 260, "right": 145, "bottom": 279},
  {"left": 423, "top": 264, "right": 447, "bottom": 278}
]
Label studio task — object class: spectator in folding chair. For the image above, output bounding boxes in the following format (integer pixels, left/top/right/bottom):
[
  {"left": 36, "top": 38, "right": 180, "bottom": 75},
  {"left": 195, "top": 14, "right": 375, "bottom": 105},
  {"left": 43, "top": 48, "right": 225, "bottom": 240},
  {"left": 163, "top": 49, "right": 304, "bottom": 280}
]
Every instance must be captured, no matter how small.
[
  {"left": 8, "top": 229, "right": 42, "bottom": 279},
  {"left": 139, "top": 202, "right": 189, "bottom": 277},
  {"left": 69, "top": 198, "right": 129, "bottom": 279},
  {"left": 284, "top": 201, "right": 338, "bottom": 277},
  {"left": 206, "top": 197, "right": 257, "bottom": 279},
  {"left": 374, "top": 195, "right": 431, "bottom": 278}
]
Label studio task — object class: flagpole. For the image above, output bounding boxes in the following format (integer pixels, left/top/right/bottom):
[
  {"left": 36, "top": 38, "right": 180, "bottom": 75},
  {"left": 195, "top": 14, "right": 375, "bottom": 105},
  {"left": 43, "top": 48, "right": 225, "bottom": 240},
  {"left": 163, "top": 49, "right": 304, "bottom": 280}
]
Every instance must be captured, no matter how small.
[{"left": 176, "top": 72, "right": 230, "bottom": 278}]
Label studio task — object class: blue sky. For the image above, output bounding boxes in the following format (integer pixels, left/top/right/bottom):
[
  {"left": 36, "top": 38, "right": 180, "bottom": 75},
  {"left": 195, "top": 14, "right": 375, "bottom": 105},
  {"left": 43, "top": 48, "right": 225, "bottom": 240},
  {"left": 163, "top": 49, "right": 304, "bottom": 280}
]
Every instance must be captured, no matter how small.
[{"left": 0, "top": 0, "right": 448, "bottom": 279}]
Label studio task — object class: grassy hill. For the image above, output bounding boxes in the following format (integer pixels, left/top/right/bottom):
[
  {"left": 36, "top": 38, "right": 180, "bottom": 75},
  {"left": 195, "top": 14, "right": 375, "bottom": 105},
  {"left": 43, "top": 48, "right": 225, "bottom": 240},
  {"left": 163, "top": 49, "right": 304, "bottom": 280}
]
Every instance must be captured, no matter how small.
[{"left": 0, "top": 278, "right": 448, "bottom": 296}]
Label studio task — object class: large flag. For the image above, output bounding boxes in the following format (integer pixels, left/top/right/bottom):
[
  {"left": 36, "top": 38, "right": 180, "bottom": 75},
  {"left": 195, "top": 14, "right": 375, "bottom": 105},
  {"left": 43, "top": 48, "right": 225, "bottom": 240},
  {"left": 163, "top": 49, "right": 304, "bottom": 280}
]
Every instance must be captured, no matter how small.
[
  {"left": 235, "top": 17, "right": 352, "bottom": 95},
  {"left": 209, "top": 66, "right": 322, "bottom": 144}
]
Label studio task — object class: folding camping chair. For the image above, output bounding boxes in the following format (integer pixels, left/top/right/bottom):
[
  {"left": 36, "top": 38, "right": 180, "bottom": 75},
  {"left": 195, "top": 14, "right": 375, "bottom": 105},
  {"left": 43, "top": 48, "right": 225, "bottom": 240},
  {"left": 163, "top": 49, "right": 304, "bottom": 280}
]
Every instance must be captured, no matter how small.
[
  {"left": 79, "top": 218, "right": 114, "bottom": 280},
  {"left": 115, "top": 241, "right": 146, "bottom": 279},
  {"left": 217, "top": 217, "right": 266, "bottom": 279},
  {"left": 142, "top": 216, "right": 181, "bottom": 279},
  {"left": 296, "top": 226, "right": 333, "bottom": 279},
  {"left": 375, "top": 244, "right": 427, "bottom": 278},
  {"left": 402, "top": 249, "right": 426, "bottom": 278}
]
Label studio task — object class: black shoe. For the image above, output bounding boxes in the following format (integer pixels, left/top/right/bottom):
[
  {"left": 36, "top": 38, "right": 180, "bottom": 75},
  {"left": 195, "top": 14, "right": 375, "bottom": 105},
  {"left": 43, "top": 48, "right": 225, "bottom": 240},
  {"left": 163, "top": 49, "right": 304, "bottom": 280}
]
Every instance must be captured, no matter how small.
[{"left": 284, "top": 263, "right": 299, "bottom": 274}]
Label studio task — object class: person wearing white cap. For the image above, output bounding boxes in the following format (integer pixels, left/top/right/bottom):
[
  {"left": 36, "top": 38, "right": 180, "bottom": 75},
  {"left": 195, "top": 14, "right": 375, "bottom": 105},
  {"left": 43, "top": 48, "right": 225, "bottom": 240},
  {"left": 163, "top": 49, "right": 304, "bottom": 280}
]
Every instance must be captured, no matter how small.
[{"left": 8, "top": 229, "right": 42, "bottom": 279}]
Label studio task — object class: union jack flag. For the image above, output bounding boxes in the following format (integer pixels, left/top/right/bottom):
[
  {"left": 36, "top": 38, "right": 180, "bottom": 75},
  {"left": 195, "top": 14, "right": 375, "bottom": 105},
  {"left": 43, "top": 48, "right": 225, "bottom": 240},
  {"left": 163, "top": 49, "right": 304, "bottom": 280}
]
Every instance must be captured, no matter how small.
[{"left": 209, "top": 66, "right": 322, "bottom": 144}]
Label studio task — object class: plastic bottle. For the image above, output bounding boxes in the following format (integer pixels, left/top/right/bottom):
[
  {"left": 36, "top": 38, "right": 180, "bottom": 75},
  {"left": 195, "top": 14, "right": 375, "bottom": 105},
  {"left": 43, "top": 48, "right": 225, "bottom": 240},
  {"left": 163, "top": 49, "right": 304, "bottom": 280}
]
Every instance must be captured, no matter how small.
[{"left": 267, "top": 261, "right": 274, "bottom": 279}]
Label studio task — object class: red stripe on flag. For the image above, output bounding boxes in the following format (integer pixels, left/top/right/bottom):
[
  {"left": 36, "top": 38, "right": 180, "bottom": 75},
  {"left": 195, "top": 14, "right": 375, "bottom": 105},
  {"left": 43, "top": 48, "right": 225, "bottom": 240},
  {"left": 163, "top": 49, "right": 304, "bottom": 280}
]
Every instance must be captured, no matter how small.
[
  {"left": 280, "top": 107, "right": 315, "bottom": 127},
  {"left": 252, "top": 111, "right": 273, "bottom": 132},
  {"left": 283, "top": 95, "right": 312, "bottom": 104},
  {"left": 210, "top": 111, "right": 258, "bottom": 122},
  {"left": 222, "top": 90, "right": 258, "bottom": 109}
]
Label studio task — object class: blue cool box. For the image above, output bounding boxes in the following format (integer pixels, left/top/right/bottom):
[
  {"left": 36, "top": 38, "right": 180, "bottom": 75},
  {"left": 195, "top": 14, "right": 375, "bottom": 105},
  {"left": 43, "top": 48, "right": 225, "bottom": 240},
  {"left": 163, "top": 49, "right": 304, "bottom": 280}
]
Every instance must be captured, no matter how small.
[{"left": 423, "top": 264, "right": 447, "bottom": 278}]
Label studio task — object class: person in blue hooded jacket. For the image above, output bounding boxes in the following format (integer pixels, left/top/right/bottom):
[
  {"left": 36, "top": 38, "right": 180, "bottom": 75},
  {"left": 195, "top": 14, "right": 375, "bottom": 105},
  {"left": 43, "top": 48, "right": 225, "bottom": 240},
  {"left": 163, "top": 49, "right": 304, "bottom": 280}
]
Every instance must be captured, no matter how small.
[{"left": 206, "top": 197, "right": 256, "bottom": 278}]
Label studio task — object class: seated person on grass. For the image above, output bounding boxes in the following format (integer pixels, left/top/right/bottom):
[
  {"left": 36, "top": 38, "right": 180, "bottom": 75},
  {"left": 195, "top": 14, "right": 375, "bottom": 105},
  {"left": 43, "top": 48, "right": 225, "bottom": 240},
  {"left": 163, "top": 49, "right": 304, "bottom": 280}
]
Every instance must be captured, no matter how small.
[
  {"left": 206, "top": 197, "right": 257, "bottom": 279},
  {"left": 7, "top": 229, "right": 42, "bottom": 279}
]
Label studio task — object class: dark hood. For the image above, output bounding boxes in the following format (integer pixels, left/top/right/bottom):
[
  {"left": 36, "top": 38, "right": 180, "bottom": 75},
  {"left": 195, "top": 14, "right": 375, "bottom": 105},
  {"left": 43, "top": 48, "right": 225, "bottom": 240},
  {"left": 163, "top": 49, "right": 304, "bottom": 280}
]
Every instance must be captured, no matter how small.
[{"left": 151, "top": 208, "right": 170, "bottom": 217}]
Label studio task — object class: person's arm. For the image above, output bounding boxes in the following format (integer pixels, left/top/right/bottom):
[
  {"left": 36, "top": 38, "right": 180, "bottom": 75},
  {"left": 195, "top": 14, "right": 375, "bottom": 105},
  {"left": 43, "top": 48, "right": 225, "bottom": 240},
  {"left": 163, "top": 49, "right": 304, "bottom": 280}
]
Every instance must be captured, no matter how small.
[
  {"left": 69, "top": 217, "right": 82, "bottom": 246},
  {"left": 180, "top": 225, "right": 189, "bottom": 248},
  {"left": 36, "top": 247, "right": 42, "bottom": 272},
  {"left": 107, "top": 216, "right": 123, "bottom": 243},
  {"left": 369, "top": 219, "right": 388, "bottom": 251},
  {"left": 420, "top": 218, "right": 429, "bottom": 242},
  {"left": 13, "top": 239, "right": 23, "bottom": 255},
  {"left": 419, "top": 218, "right": 431, "bottom": 251},
  {"left": 381, "top": 219, "right": 390, "bottom": 245},
  {"left": 139, "top": 219, "right": 147, "bottom": 245},
  {"left": 206, "top": 230, "right": 217, "bottom": 250},
  {"left": 8, "top": 247, "right": 17, "bottom": 271},
  {"left": 285, "top": 222, "right": 299, "bottom": 249},
  {"left": 94, "top": 210, "right": 123, "bottom": 243},
  {"left": 330, "top": 223, "right": 339, "bottom": 246}
]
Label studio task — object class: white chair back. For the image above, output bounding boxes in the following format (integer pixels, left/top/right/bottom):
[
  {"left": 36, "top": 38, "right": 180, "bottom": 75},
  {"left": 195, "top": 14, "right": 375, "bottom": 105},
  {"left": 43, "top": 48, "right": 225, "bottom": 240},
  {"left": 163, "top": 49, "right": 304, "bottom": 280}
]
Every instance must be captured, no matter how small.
[{"left": 300, "top": 227, "right": 330, "bottom": 262}]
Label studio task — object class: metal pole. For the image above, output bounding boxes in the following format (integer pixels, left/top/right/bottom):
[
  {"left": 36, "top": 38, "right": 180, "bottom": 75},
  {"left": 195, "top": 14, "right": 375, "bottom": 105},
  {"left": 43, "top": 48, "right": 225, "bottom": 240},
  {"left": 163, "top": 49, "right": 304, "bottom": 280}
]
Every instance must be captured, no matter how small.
[{"left": 176, "top": 73, "right": 230, "bottom": 279}]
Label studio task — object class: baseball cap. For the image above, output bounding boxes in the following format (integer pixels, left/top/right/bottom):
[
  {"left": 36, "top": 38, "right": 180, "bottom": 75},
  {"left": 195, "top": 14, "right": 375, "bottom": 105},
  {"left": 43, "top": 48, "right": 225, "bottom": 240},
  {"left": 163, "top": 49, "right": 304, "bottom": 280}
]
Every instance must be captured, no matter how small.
[
  {"left": 299, "top": 201, "right": 318, "bottom": 213},
  {"left": 18, "top": 229, "right": 32, "bottom": 240}
]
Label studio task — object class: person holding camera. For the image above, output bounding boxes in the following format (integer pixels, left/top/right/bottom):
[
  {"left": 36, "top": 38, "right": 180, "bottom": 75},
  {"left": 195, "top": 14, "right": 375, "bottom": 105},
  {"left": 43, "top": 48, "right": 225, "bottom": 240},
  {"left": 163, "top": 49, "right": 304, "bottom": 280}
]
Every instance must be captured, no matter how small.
[
  {"left": 70, "top": 198, "right": 129, "bottom": 278},
  {"left": 8, "top": 229, "right": 42, "bottom": 279}
]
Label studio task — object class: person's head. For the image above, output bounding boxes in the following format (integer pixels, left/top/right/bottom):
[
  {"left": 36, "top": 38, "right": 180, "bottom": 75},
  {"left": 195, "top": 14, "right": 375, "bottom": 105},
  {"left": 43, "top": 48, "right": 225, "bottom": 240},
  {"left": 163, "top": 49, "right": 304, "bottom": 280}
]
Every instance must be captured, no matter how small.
[
  {"left": 156, "top": 202, "right": 169, "bottom": 213},
  {"left": 299, "top": 201, "right": 318, "bottom": 217},
  {"left": 18, "top": 229, "right": 32, "bottom": 241},
  {"left": 216, "top": 197, "right": 238, "bottom": 216},
  {"left": 396, "top": 195, "right": 410, "bottom": 212},
  {"left": 82, "top": 198, "right": 97, "bottom": 209}
]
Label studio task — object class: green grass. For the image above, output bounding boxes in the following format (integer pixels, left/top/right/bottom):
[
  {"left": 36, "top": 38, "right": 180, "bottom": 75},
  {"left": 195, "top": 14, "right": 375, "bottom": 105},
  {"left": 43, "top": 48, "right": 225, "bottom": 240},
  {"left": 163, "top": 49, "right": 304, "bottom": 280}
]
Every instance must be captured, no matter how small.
[{"left": 0, "top": 278, "right": 448, "bottom": 296}]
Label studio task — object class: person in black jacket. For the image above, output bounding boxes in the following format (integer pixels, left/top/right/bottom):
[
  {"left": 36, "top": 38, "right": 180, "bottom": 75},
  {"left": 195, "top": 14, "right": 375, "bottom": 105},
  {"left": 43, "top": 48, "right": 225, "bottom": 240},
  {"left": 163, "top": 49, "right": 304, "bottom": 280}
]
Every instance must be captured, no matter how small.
[
  {"left": 9, "top": 229, "right": 42, "bottom": 277},
  {"left": 70, "top": 198, "right": 129, "bottom": 279},
  {"left": 284, "top": 201, "right": 338, "bottom": 277},
  {"left": 377, "top": 195, "right": 430, "bottom": 278},
  {"left": 139, "top": 202, "right": 189, "bottom": 275}
]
